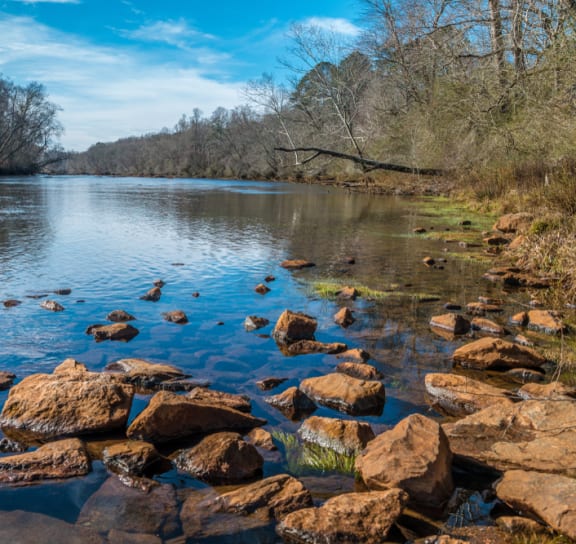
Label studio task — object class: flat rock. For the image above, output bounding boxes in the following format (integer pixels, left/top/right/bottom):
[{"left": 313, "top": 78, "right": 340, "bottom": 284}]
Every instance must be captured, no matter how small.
[
  {"left": 504, "top": 367, "right": 545, "bottom": 383},
  {"left": 516, "top": 381, "right": 576, "bottom": 401},
  {"left": 0, "top": 438, "right": 90, "bottom": 484},
  {"left": 77, "top": 476, "right": 179, "bottom": 537},
  {"left": 496, "top": 470, "right": 576, "bottom": 539},
  {"left": 493, "top": 213, "right": 533, "bottom": 233},
  {"left": 106, "top": 309, "right": 136, "bottom": 322},
  {"left": 53, "top": 358, "right": 88, "bottom": 374},
  {"left": 466, "top": 302, "right": 503, "bottom": 316},
  {"left": 0, "top": 372, "right": 134, "bottom": 439},
  {"left": 105, "top": 358, "right": 186, "bottom": 390},
  {"left": 102, "top": 440, "right": 160, "bottom": 476},
  {"left": 139, "top": 287, "right": 161, "bottom": 301},
  {"left": 40, "top": 300, "right": 64, "bottom": 312},
  {"left": 284, "top": 339, "right": 348, "bottom": 356},
  {"left": 187, "top": 387, "right": 251, "bottom": 413},
  {"left": 277, "top": 489, "right": 408, "bottom": 544},
  {"left": 336, "top": 362, "right": 383, "bottom": 381},
  {"left": 526, "top": 309, "right": 566, "bottom": 335},
  {"left": 264, "top": 387, "right": 317, "bottom": 420},
  {"left": 127, "top": 391, "right": 265, "bottom": 443},
  {"left": 429, "top": 314, "right": 470, "bottom": 335},
  {"left": 300, "top": 373, "right": 385, "bottom": 416},
  {"left": 2, "top": 299, "right": 21, "bottom": 308},
  {"left": 334, "top": 307, "right": 355, "bottom": 327},
  {"left": 107, "top": 530, "right": 162, "bottom": 544},
  {"left": 86, "top": 323, "right": 139, "bottom": 342},
  {"left": 256, "top": 377, "right": 287, "bottom": 391},
  {"left": 162, "top": 310, "right": 188, "bottom": 324},
  {"left": 180, "top": 473, "right": 313, "bottom": 539},
  {"left": 244, "top": 315, "right": 270, "bottom": 332},
  {"left": 335, "top": 348, "right": 370, "bottom": 362},
  {"left": 280, "top": 259, "right": 315, "bottom": 270},
  {"left": 470, "top": 317, "right": 506, "bottom": 335},
  {"left": 175, "top": 432, "right": 263, "bottom": 484},
  {"left": 355, "top": 414, "right": 453, "bottom": 506},
  {"left": 272, "top": 310, "right": 317, "bottom": 344},
  {"left": 425, "top": 373, "right": 513, "bottom": 417},
  {"left": 297, "top": 415, "right": 375, "bottom": 455},
  {"left": 452, "top": 337, "right": 546, "bottom": 371},
  {"left": 443, "top": 400, "right": 576, "bottom": 474}
]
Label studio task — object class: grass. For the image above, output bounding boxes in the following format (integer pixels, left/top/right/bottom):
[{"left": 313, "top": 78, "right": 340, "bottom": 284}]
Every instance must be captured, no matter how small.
[{"left": 511, "top": 532, "right": 574, "bottom": 544}]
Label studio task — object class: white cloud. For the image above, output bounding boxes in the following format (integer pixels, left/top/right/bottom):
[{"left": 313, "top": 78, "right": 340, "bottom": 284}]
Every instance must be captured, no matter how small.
[
  {"left": 302, "top": 17, "right": 361, "bottom": 37},
  {"left": 11, "top": 0, "right": 80, "bottom": 4},
  {"left": 0, "top": 15, "right": 243, "bottom": 150},
  {"left": 121, "top": 18, "right": 215, "bottom": 49}
]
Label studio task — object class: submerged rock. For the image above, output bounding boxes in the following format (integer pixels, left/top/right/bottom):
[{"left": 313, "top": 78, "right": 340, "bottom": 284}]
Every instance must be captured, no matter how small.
[
  {"left": 256, "top": 377, "right": 287, "bottom": 391},
  {"left": 284, "top": 339, "right": 348, "bottom": 356},
  {"left": 244, "top": 315, "right": 270, "bottom": 332},
  {"left": 40, "top": 300, "right": 64, "bottom": 312},
  {"left": 265, "top": 387, "right": 317, "bottom": 420},
  {"left": 139, "top": 287, "right": 161, "bottom": 302},
  {"left": 162, "top": 310, "right": 188, "bottom": 324},
  {"left": 106, "top": 309, "right": 137, "bottom": 322},
  {"left": 280, "top": 259, "right": 315, "bottom": 270},
  {"left": 334, "top": 307, "right": 355, "bottom": 327},
  {"left": 86, "top": 323, "right": 139, "bottom": 342}
]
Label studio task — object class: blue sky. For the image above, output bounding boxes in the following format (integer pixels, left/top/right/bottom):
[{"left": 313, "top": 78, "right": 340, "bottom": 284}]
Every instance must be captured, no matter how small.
[{"left": 0, "top": 0, "right": 362, "bottom": 150}]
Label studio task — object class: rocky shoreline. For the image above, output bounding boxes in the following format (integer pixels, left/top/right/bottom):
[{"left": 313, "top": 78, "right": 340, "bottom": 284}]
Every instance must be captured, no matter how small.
[{"left": 0, "top": 212, "right": 575, "bottom": 543}]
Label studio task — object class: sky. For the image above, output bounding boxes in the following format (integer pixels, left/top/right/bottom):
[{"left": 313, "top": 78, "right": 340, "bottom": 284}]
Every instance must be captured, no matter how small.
[{"left": 0, "top": 0, "right": 362, "bottom": 151}]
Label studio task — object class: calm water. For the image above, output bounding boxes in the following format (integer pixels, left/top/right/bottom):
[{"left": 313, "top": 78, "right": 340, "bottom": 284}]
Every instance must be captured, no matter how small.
[{"left": 0, "top": 176, "right": 501, "bottom": 539}]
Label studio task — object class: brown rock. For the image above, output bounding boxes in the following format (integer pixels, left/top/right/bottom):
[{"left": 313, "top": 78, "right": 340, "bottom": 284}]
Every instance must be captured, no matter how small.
[
  {"left": 423, "top": 256, "right": 435, "bottom": 267},
  {"left": 105, "top": 358, "right": 186, "bottom": 389},
  {"left": 0, "top": 372, "right": 134, "bottom": 439},
  {"left": 493, "top": 212, "right": 533, "bottom": 233},
  {"left": 265, "top": 387, "right": 317, "bottom": 420},
  {"left": 265, "top": 275, "right": 275, "bottom": 282},
  {"left": 246, "top": 428, "right": 277, "bottom": 450},
  {"left": 272, "top": 310, "right": 317, "bottom": 344},
  {"left": 40, "top": 300, "right": 64, "bottom": 312},
  {"left": 355, "top": 414, "right": 453, "bottom": 506},
  {"left": 162, "top": 310, "right": 188, "bottom": 324},
  {"left": 255, "top": 283, "right": 270, "bottom": 294},
  {"left": 336, "top": 362, "right": 383, "bottom": 381},
  {"left": 526, "top": 309, "right": 566, "bottom": 335},
  {"left": 102, "top": 440, "right": 160, "bottom": 476},
  {"left": 466, "top": 302, "right": 503, "bottom": 316},
  {"left": 180, "top": 474, "right": 313, "bottom": 538},
  {"left": 0, "top": 371, "right": 16, "bottom": 390},
  {"left": 483, "top": 235, "right": 510, "bottom": 246},
  {"left": 298, "top": 415, "right": 375, "bottom": 455},
  {"left": 2, "top": 299, "right": 21, "bottom": 308},
  {"left": 108, "top": 530, "right": 162, "bottom": 544},
  {"left": 280, "top": 259, "right": 315, "bottom": 270},
  {"left": 106, "top": 309, "right": 136, "bottom": 322},
  {"left": 153, "top": 279, "right": 165, "bottom": 287},
  {"left": 507, "top": 235, "right": 527, "bottom": 250},
  {"left": 470, "top": 317, "right": 506, "bottom": 335},
  {"left": 256, "top": 377, "right": 287, "bottom": 391},
  {"left": 86, "top": 323, "right": 139, "bottom": 342},
  {"left": 300, "top": 373, "right": 385, "bottom": 416},
  {"left": 510, "top": 311, "right": 529, "bottom": 326},
  {"left": 505, "top": 367, "right": 545, "bottom": 383},
  {"left": 496, "top": 470, "right": 576, "bottom": 539},
  {"left": 334, "top": 307, "right": 355, "bottom": 327},
  {"left": 126, "top": 391, "right": 265, "bottom": 443},
  {"left": 78, "top": 477, "right": 179, "bottom": 537},
  {"left": 413, "top": 227, "right": 426, "bottom": 233},
  {"left": 517, "top": 381, "right": 576, "bottom": 400},
  {"left": 244, "top": 315, "right": 270, "bottom": 331},
  {"left": 429, "top": 313, "right": 470, "bottom": 335},
  {"left": 285, "top": 339, "right": 348, "bottom": 356},
  {"left": 425, "top": 373, "right": 513, "bottom": 417},
  {"left": 139, "top": 286, "right": 161, "bottom": 301},
  {"left": 0, "top": 438, "right": 90, "bottom": 483},
  {"left": 496, "top": 515, "right": 547, "bottom": 534},
  {"left": 187, "top": 387, "right": 251, "bottom": 413},
  {"left": 53, "top": 358, "right": 88, "bottom": 374},
  {"left": 452, "top": 337, "right": 546, "bottom": 371},
  {"left": 277, "top": 489, "right": 408, "bottom": 544},
  {"left": 337, "top": 286, "right": 359, "bottom": 300},
  {"left": 175, "top": 432, "right": 263, "bottom": 484},
  {"left": 335, "top": 348, "right": 370, "bottom": 363}
]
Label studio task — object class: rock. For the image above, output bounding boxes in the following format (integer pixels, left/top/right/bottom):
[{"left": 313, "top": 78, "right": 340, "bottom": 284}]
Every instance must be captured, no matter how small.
[
  {"left": 284, "top": 339, "right": 348, "bottom": 356},
  {"left": 2, "top": 299, "right": 21, "bottom": 308},
  {"left": 77, "top": 477, "right": 179, "bottom": 537},
  {"left": 86, "top": 323, "right": 139, "bottom": 342},
  {"left": 102, "top": 440, "right": 160, "bottom": 476},
  {"left": 0, "top": 372, "right": 134, "bottom": 439},
  {"left": 107, "top": 530, "right": 162, "bottom": 544},
  {"left": 53, "top": 288, "right": 71, "bottom": 295},
  {"left": 162, "top": 310, "right": 188, "bottom": 324},
  {"left": 335, "top": 348, "right": 370, "bottom": 363},
  {"left": 0, "top": 438, "right": 90, "bottom": 484},
  {"left": 53, "top": 358, "right": 88, "bottom": 374},
  {"left": 297, "top": 415, "right": 375, "bottom": 455},
  {"left": 413, "top": 227, "right": 427, "bottom": 233},
  {"left": 105, "top": 358, "right": 186, "bottom": 391},
  {"left": 126, "top": 391, "right": 265, "bottom": 443},
  {"left": 483, "top": 267, "right": 551, "bottom": 289},
  {"left": 254, "top": 283, "right": 270, "bottom": 295},
  {"left": 256, "top": 377, "right": 287, "bottom": 391},
  {"left": 526, "top": 309, "right": 566, "bottom": 335},
  {"left": 299, "top": 373, "right": 385, "bottom": 416},
  {"left": 244, "top": 315, "right": 270, "bottom": 331},
  {"left": 423, "top": 256, "right": 435, "bottom": 267},
  {"left": 496, "top": 470, "right": 576, "bottom": 539},
  {"left": 175, "top": 432, "right": 263, "bottom": 484},
  {"left": 280, "top": 259, "right": 315, "bottom": 270},
  {"left": 40, "top": 300, "right": 64, "bottom": 312},
  {"left": 452, "top": 337, "right": 546, "bottom": 371},
  {"left": 510, "top": 312, "right": 528, "bottom": 327},
  {"left": 0, "top": 371, "right": 16, "bottom": 390},
  {"left": 187, "top": 387, "right": 251, "bottom": 413},
  {"left": 336, "top": 362, "right": 383, "bottom": 381},
  {"left": 337, "top": 286, "right": 359, "bottom": 300},
  {"left": 277, "top": 489, "right": 408, "bottom": 544},
  {"left": 517, "top": 382, "right": 576, "bottom": 400},
  {"left": 430, "top": 313, "right": 470, "bottom": 335},
  {"left": 265, "top": 275, "right": 275, "bottom": 282},
  {"left": 106, "top": 309, "right": 136, "bottom": 322},
  {"left": 496, "top": 515, "right": 548, "bottom": 534},
  {"left": 443, "top": 400, "right": 576, "bottom": 474},
  {"left": 504, "top": 367, "right": 545, "bottom": 384},
  {"left": 0, "top": 437, "right": 27, "bottom": 453},
  {"left": 334, "top": 307, "right": 355, "bottom": 327},
  {"left": 265, "top": 387, "right": 317, "bottom": 420},
  {"left": 470, "top": 317, "right": 506, "bottom": 335},
  {"left": 139, "top": 286, "right": 161, "bottom": 301},
  {"left": 355, "top": 414, "right": 453, "bottom": 506},
  {"left": 466, "top": 302, "right": 503, "bottom": 316},
  {"left": 493, "top": 212, "right": 534, "bottom": 233},
  {"left": 191, "top": 291, "right": 200, "bottom": 297},
  {"left": 0, "top": 510, "right": 104, "bottom": 543},
  {"left": 507, "top": 235, "right": 527, "bottom": 250},
  {"left": 513, "top": 334, "right": 534, "bottom": 346},
  {"left": 425, "top": 373, "right": 513, "bottom": 417},
  {"left": 444, "top": 302, "right": 462, "bottom": 311},
  {"left": 272, "top": 310, "right": 317, "bottom": 344},
  {"left": 180, "top": 474, "right": 313, "bottom": 538},
  {"left": 483, "top": 235, "right": 510, "bottom": 246},
  {"left": 153, "top": 279, "right": 165, "bottom": 287},
  {"left": 246, "top": 428, "right": 277, "bottom": 451}
]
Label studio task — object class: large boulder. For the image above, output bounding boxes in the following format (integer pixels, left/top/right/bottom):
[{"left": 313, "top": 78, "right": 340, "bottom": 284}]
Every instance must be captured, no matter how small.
[
  {"left": 424, "top": 373, "right": 513, "bottom": 417},
  {"left": 496, "top": 470, "right": 576, "bottom": 540},
  {"left": 126, "top": 391, "right": 265, "bottom": 443},
  {"left": 180, "top": 474, "right": 313, "bottom": 539},
  {"left": 0, "top": 438, "right": 90, "bottom": 484},
  {"left": 277, "top": 489, "right": 408, "bottom": 544},
  {"left": 297, "top": 416, "right": 375, "bottom": 455},
  {"left": 299, "top": 373, "right": 385, "bottom": 416},
  {"left": 174, "top": 432, "right": 263, "bottom": 484},
  {"left": 272, "top": 310, "right": 317, "bottom": 345},
  {"left": 355, "top": 414, "right": 453, "bottom": 506},
  {"left": 493, "top": 212, "right": 533, "bottom": 233},
  {"left": 0, "top": 372, "right": 134, "bottom": 439},
  {"left": 452, "top": 337, "right": 546, "bottom": 371},
  {"left": 443, "top": 400, "right": 576, "bottom": 474}
]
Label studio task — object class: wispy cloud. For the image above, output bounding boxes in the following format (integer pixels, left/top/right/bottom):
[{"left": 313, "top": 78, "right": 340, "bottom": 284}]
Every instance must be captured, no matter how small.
[
  {"left": 121, "top": 18, "right": 215, "bottom": 49},
  {"left": 302, "top": 17, "right": 361, "bottom": 36},
  {"left": 10, "top": 0, "right": 80, "bottom": 4}
]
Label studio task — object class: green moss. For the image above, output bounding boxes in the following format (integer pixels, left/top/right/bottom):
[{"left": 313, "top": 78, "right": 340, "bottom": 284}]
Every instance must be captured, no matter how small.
[{"left": 307, "top": 280, "right": 439, "bottom": 302}]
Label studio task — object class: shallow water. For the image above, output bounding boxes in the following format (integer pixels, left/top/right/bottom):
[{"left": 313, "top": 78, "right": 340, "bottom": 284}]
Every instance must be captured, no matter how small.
[{"left": 0, "top": 176, "right": 505, "bottom": 540}]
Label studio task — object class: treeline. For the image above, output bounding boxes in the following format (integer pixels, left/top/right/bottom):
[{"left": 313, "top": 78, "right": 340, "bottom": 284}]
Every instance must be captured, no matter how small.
[
  {"left": 61, "top": 0, "right": 576, "bottom": 183},
  {"left": 0, "top": 76, "right": 63, "bottom": 175}
]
